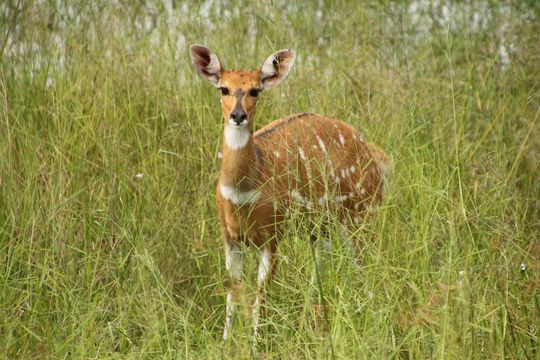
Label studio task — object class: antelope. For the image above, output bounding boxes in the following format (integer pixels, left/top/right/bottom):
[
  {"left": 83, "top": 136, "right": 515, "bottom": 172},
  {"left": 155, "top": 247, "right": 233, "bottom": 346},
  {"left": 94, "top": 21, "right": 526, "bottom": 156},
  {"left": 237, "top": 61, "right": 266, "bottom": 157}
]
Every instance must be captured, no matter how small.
[{"left": 189, "top": 44, "right": 392, "bottom": 340}]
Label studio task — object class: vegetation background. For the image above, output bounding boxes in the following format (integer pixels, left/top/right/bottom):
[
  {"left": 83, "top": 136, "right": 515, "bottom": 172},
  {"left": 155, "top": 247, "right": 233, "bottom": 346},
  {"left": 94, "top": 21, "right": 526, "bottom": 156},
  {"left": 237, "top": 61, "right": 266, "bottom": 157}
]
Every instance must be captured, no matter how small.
[{"left": 1, "top": 0, "right": 539, "bottom": 358}]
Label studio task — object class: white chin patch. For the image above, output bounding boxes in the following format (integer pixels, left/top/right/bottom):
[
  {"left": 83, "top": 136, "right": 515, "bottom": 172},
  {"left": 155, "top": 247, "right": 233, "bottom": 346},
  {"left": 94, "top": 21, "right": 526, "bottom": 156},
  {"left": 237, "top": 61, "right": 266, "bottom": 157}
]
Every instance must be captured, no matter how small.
[{"left": 225, "top": 122, "right": 250, "bottom": 150}]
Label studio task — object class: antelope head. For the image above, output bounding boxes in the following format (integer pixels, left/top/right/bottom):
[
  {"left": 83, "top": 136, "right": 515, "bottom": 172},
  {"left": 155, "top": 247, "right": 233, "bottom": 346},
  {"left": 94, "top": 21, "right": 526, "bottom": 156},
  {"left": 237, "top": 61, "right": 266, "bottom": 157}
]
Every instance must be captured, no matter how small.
[{"left": 189, "top": 45, "right": 295, "bottom": 133}]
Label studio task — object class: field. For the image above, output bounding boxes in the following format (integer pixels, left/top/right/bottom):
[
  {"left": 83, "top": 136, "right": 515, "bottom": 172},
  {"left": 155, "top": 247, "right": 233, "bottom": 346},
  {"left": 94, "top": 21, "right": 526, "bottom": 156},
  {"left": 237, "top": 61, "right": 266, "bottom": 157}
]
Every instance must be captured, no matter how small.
[{"left": 1, "top": 1, "right": 539, "bottom": 358}]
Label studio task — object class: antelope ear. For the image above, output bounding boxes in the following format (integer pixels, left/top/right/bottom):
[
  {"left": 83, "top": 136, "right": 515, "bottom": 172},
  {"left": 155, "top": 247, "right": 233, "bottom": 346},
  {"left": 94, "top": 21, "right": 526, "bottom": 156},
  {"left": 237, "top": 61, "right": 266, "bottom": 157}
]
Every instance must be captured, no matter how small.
[
  {"left": 259, "top": 49, "right": 295, "bottom": 89},
  {"left": 189, "top": 44, "right": 222, "bottom": 87}
]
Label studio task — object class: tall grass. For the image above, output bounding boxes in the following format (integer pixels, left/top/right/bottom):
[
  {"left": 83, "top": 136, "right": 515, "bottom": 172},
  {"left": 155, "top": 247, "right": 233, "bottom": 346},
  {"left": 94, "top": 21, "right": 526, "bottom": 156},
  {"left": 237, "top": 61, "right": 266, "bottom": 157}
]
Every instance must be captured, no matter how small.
[{"left": 1, "top": 0, "right": 539, "bottom": 358}]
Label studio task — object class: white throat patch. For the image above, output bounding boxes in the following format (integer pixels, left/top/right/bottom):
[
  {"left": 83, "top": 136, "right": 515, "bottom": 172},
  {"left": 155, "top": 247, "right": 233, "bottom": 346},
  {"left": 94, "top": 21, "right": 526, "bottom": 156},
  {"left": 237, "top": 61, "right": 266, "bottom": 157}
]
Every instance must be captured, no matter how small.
[
  {"left": 224, "top": 123, "right": 250, "bottom": 150},
  {"left": 220, "top": 184, "right": 260, "bottom": 205}
]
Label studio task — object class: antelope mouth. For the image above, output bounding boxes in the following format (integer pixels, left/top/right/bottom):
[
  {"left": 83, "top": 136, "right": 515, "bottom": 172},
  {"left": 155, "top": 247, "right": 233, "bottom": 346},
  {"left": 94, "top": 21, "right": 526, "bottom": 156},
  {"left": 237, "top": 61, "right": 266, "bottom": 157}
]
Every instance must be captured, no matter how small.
[{"left": 229, "top": 119, "right": 248, "bottom": 127}]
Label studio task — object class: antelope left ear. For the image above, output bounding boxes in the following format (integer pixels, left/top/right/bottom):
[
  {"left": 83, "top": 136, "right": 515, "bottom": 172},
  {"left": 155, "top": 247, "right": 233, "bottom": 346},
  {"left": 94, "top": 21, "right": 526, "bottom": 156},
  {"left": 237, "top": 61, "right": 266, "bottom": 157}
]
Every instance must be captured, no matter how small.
[
  {"left": 259, "top": 49, "right": 295, "bottom": 89},
  {"left": 189, "top": 44, "right": 222, "bottom": 87}
]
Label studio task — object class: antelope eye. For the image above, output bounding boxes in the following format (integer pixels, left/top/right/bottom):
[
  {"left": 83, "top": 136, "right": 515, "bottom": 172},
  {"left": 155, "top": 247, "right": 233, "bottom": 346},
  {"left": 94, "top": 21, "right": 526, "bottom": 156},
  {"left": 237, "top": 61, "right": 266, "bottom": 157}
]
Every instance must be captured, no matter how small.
[
  {"left": 249, "top": 88, "right": 260, "bottom": 97},
  {"left": 220, "top": 87, "right": 230, "bottom": 96}
]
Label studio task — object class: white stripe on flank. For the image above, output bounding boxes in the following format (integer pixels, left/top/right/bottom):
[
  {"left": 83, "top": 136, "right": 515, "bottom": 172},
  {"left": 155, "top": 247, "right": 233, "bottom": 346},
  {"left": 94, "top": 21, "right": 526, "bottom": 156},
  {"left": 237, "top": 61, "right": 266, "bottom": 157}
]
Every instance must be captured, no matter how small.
[{"left": 220, "top": 184, "right": 260, "bottom": 205}]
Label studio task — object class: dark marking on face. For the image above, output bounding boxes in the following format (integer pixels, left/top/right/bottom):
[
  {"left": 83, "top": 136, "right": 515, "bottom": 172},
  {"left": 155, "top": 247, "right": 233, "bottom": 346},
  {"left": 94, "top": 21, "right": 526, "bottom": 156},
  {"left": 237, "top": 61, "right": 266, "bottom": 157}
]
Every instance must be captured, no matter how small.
[
  {"left": 232, "top": 89, "right": 245, "bottom": 114},
  {"left": 255, "top": 113, "right": 313, "bottom": 138}
]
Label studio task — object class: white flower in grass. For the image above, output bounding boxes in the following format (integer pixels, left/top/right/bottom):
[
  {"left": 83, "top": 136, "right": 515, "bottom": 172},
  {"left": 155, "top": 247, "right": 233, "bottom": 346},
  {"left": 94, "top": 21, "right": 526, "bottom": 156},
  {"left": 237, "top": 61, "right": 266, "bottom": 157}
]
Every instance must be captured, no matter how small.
[
  {"left": 457, "top": 270, "right": 465, "bottom": 286},
  {"left": 520, "top": 263, "right": 526, "bottom": 272},
  {"left": 135, "top": 173, "right": 144, "bottom": 180}
]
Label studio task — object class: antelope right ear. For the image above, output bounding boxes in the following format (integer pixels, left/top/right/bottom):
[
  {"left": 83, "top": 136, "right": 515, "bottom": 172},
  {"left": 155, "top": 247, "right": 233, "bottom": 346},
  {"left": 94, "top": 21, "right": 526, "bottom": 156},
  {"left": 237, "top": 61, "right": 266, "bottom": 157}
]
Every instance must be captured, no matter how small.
[
  {"left": 189, "top": 44, "right": 222, "bottom": 87},
  {"left": 259, "top": 49, "right": 295, "bottom": 89}
]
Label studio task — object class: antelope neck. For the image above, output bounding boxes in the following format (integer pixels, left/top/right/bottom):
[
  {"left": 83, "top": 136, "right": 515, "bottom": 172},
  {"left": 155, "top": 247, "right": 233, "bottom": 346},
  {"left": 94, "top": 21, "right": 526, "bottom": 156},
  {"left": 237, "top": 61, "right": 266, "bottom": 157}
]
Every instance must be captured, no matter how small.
[{"left": 220, "top": 124, "right": 262, "bottom": 191}]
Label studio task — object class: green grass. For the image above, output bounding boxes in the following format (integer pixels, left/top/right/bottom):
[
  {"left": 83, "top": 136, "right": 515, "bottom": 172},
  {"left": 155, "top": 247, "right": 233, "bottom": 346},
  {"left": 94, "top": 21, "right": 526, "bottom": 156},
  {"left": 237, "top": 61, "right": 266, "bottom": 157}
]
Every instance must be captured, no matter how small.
[{"left": 1, "top": 1, "right": 539, "bottom": 358}]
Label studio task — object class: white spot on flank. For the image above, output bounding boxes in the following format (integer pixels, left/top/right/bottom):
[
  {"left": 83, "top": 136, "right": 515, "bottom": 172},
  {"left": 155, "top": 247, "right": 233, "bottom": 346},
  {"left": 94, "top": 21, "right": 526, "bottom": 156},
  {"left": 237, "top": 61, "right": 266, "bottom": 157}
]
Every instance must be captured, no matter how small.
[
  {"left": 289, "top": 189, "right": 313, "bottom": 209},
  {"left": 300, "top": 147, "right": 313, "bottom": 180},
  {"left": 224, "top": 123, "right": 250, "bottom": 150},
  {"left": 338, "top": 132, "right": 346, "bottom": 146},
  {"left": 329, "top": 167, "right": 336, "bottom": 180},
  {"left": 325, "top": 158, "right": 337, "bottom": 180},
  {"left": 290, "top": 189, "right": 303, "bottom": 202},
  {"left": 315, "top": 135, "right": 327, "bottom": 153},
  {"left": 354, "top": 132, "right": 364, "bottom": 142},
  {"left": 220, "top": 184, "right": 260, "bottom": 205},
  {"left": 334, "top": 194, "right": 349, "bottom": 203},
  {"left": 299, "top": 147, "right": 307, "bottom": 161}
]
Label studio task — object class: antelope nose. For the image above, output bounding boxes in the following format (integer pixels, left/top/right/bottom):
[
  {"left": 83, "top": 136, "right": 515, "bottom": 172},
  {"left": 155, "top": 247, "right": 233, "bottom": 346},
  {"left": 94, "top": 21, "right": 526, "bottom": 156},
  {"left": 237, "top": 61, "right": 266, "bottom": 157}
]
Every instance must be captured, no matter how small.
[{"left": 230, "top": 111, "right": 247, "bottom": 125}]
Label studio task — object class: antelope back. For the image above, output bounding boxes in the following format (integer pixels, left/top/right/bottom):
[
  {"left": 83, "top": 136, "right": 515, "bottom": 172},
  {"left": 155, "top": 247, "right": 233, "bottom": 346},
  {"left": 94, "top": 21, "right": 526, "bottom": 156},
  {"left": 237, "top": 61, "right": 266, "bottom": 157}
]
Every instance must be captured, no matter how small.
[{"left": 254, "top": 114, "right": 389, "bottom": 218}]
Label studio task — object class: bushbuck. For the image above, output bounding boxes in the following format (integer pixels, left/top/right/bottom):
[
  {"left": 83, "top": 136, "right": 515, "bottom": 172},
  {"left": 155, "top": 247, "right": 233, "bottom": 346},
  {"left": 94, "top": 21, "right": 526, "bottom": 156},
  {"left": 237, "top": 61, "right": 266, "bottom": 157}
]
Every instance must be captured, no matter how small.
[{"left": 189, "top": 44, "right": 392, "bottom": 340}]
